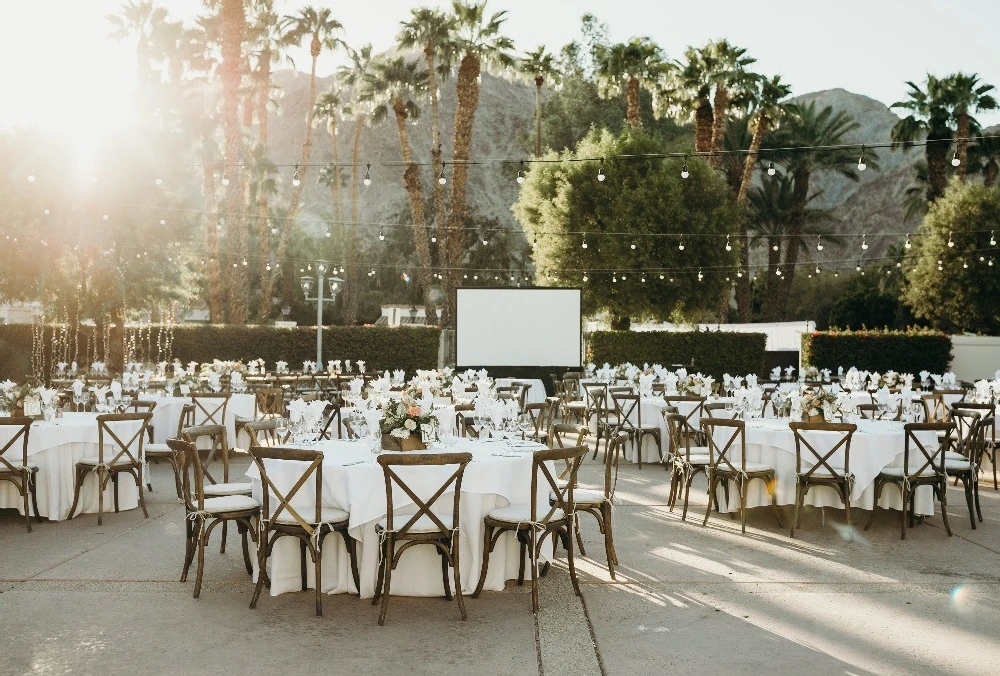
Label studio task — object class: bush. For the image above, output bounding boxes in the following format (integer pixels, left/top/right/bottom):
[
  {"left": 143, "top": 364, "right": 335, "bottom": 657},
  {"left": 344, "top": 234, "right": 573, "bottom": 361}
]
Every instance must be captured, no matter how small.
[
  {"left": 801, "top": 329, "right": 951, "bottom": 374},
  {"left": 588, "top": 330, "right": 767, "bottom": 379},
  {"left": 0, "top": 324, "right": 441, "bottom": 380}
]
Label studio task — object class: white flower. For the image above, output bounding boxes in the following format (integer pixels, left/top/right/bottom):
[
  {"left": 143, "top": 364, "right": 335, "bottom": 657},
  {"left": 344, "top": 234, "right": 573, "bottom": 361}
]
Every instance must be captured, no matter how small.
[
  {"left": 404, "top": 419, "right": 417, "bottom": 431},
  {"left": 390, "top": 427, "right": 410, "bottom": 439}
]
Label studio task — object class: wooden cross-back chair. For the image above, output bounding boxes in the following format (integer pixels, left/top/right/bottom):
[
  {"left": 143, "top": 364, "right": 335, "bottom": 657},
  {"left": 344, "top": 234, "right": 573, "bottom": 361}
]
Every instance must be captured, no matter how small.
[
  {"left": 573, "top": 431, "right": 627, "bottom": 580},
  {"left": 169, "top": 438, "right": 259, "bottom": 599},
  {"left": 524, "top": 401, "right": 552, "bottom": 443},
  {"left": 144, "top": 402, "right": 194, "bottom": 496},
  {"left": 700, "top": 418, "right": 783, "bottom": 535},
  {"left": 666, "top": 413, "right": 712, "bottom": 522},
  {"left": 788, "top": 422, "right": 857, "bottom": 539},
  {"left": 664, "top": 396, "right": 706, "bottom": 442},
  {"left": 866, "top": 422, "right": 955, "bottom": 540},
  {"left": 0, "top": 417, "right": 40, "bottom": 531},
  {"left": 953, "top": 402, "right": 998, "bottom": 490},
  {"left": 610, "top": 391, "right": 662, "bottom": 467},
  {"left": 243, "top": 418, "right": 282, "bottom": 448},
  {"left": 317, "top": 400, "right": 343, "bottom": 440},
  {"left": 454, "top": 403, "right": 477, "bottom": 438},
  {"left": 474, "top": 445, "right": 588, "bottom": 614},
  {"left": 249, "top": 446, "right": 358, "bottom": 616},
  {"left": 548, "top": 423, "right": 590, "bottom": 490},
  {"left": 67, "top": 413, "right": 151, "bottom": 525},
  {"left": 372, "top": 452, "right": 473, "bottom": 626},
  {"left": 944, "top": 410, "right": 985, "bottom": 531},
  {"left": 510, "top": 381, "right": 533, "bottom": 409}
]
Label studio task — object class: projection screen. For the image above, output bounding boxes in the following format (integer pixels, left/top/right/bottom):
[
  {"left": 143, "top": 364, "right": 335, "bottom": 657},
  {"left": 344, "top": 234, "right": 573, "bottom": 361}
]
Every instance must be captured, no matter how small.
[{"left": 455, "top": 288, "right": 582, "bottom": 367}]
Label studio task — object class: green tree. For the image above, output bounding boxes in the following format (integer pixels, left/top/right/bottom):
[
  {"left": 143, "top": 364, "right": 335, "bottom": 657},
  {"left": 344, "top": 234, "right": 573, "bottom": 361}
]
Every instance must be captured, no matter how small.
[
  {"left": 512, "top": 128, "right": 738, "bottom": 329},
  {"left": 594, "top": 37, "right": 669, "bottom": 129},
  {"left": 891, "top": 75, "right": 953, "bottom": 203},
  {"left": 518, "top": 45, "right": 562, "bottom": 156},
  {"left": 942, "top": 72, "right": 997, "bottom": 181},
  {"left": 902, "top": 181, "right": 1000, "bottom": 333},
  {"left": 662, "top": 45, "right": 713, "bottom": 152},
  {"left": 706, "top": 39, "right": 757, "bottom": 165}
]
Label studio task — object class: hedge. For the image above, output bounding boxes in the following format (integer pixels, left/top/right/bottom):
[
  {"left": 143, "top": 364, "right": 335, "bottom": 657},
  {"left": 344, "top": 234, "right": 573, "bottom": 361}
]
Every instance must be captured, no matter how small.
[
  {"left": 801, "top": 329, "right": 952, "bottom": 374},
  {"left": 588, "top": 330, "right": 767, "bottom": 380},
  {"left": 0, "top": 324, "right": 441, "bottom": 381}
]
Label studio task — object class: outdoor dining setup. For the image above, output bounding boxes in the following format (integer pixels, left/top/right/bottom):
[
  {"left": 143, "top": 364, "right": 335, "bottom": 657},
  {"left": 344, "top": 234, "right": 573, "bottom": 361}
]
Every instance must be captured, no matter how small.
[{"left": 1, "top": 356, "right": 997, "bottom": 626}]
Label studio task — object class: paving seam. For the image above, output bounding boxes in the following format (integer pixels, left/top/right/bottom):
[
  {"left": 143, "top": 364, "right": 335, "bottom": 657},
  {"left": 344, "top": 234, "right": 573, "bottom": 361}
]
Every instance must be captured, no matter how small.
[{"left": 577, "top": 585, "right": 608, "bottom": 676}]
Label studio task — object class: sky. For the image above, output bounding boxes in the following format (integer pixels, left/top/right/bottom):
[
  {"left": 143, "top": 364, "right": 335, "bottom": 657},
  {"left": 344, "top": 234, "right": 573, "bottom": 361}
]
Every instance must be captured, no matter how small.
[{"left": 3, "top": 0, "right": 999, "bottom": 147}]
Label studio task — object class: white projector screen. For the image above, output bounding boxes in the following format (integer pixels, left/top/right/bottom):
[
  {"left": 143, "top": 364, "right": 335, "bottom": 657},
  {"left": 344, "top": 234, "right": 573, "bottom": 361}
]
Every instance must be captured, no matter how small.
[{"left": 456, "top": 288, "right": 582, "bottom": 367}]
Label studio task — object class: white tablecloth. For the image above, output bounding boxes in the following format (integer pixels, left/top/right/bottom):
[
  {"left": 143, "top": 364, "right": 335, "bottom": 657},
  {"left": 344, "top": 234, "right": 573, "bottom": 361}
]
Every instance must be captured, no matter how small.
[
  {"left": 246, "top": 438, "right": 551, "bottom": 599},
  {"left": 145, "top": 393, "right": 254, "bottom": 445},
  {"left": 494, "top": 378, "right": 547, "bottom": 404},
  {"left": 0, "top": 413, "right": 143, "bottom": 520},
  {"left": 711, "top": 418, "right": 938, "bottom": 515}
]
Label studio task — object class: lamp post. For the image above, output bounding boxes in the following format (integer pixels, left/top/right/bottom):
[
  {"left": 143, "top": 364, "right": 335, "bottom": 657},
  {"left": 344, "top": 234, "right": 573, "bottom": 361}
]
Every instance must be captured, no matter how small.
[{"left": 299, "top": 262, "right": 344, "bottom": 365}]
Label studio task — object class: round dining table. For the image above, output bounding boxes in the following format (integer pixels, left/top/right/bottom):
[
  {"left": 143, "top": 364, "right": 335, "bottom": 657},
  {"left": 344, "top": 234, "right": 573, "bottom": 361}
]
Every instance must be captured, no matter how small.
[
  {"left": 0, "top": 412, "right": 144, "bottom": 520},
  {"left": 245, "top": 437, "right": 551, "bottom": 599},
  {"left": 143, "top": 392, "right": 255, "bottom": 445}
]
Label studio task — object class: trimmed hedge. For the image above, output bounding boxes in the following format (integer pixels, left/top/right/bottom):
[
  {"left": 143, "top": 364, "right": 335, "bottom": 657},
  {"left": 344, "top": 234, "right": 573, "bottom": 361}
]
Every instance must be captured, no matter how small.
[
  {"left": 588, "top": 330, "right": 767, "bottom": 380},
  {"left": 801, "top": 329, "right": 952, "bottom": 374},
  {"left": 0, "top": 324, "right": 441, "bottom": 381}
]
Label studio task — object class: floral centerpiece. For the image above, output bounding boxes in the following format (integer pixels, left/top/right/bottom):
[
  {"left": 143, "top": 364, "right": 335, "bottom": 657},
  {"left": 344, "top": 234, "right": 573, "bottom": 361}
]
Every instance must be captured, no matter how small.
[
  {"left": 801, "top": 390, "right": 838, "bottom": 421},
  {"left": 803, "top": 366, "right": 820, "bottom": 381},
  {"left": 678, "top": 374, "right": 706, "bottom": 395},
  {"left": 379, "top": 397, "right": 437, "bottom": 451}
]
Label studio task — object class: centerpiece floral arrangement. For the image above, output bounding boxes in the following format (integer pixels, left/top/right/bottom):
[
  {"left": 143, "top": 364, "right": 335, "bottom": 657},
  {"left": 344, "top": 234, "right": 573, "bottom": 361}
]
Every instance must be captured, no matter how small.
[
  {"left": 801, "top": 390, "right": 838, "bottom": 419},
  {"left": 803, "top": 366, "right": 821, "bottom": 381},
  {"left": 380, "top": 396, "right": 438, "bottom": 450}
]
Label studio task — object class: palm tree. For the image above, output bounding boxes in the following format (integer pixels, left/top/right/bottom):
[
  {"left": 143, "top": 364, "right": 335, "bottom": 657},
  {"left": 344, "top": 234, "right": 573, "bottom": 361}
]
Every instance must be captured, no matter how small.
[
  {"left": 707, "top": 40, "right": 756, "bottom": 167},
  {"left": 336, "top": 44, "right": 377, "bottom": 326},
  {"left": 218, "top": 0, "right": 249, "bottom": 323},
  {"left": 969, "top": 135, "right": 1000, "bottom": 187},
  {"left": 314, "top": 91, "right": 345, "bottom": 225},
  {"left": 266, "top": 6, "right": 344, "bottom": 316},
  {"left": 106, "top": 1, "right": 169, "bottom": 106},
  {"left": 518, "top": 46, "right": 562, "bottom": 156},
  {"left": 445, "top": 1, "right": 515, "bottom": 326},
  {"left": 594, "top": 37, "right": 667, "bottom": 129},
  {"left": 891, "top": 75, "right": 953, "bottom": 203},
  {"left": 942, "top": 72, "right": 997, "bottom": 181},
  {"left": 768, "top": 102, "right": 862, "bottom": 318},
  {"left": 660, "top": 45, "right": 712, "bottom": 151},
  {"left": 367, "top": 56, "right": 436, "bottom": 318},
  {"left": 734, "top": 74, "right": 791, "bottom": 322},
  {"left": 398, "top": 7, "right": 455, "bottom": 298}
]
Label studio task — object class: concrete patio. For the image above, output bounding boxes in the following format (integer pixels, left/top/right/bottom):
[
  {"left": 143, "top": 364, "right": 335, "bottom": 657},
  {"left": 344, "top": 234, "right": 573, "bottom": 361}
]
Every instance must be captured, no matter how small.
[{"left": 2, "top": 452, "right": 998, "bottom": 676}]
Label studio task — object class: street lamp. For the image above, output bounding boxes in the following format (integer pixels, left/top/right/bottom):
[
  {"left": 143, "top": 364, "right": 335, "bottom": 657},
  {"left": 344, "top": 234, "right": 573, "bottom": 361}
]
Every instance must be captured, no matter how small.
[{"left": 300, "top": 262, "right": 344, "bottom": 365}]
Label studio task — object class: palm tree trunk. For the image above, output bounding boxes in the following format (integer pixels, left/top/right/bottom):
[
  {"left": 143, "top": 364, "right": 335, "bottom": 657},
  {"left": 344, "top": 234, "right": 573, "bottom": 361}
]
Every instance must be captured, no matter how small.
[
  {"left": 735, "top": 118, "right": 768, "bottom": 322},
  {"left": 737, "top": 118, "right": 768, "bottom": 203},
  {"left": 926, "top": 127, "right": 951, "bottom": 201},
  {"left": 985, "top": 159, "right": 998, "bottom": 187},
  {"left": 446, "top": 52, "right": 482, "bottom": 328},
  {"left": 255, "top": 56, "right": 273, "bottom": 323},
  {"left": 763, "top": 236, "right": 782, "bottom": 321},
  {"left": 625, "top": 78, "right": 641, "bottom": 128},
  {"left": 330, "top": 122, "right": 344, "bottom": 223},
  {"left": 220, "top": 0, "right": 248, "bottom": 323},
  {"left": 709, "top": 87, "right": 729, "bottom": 167},
  {"left": 201, "top": 151, "right": 223, "bottom": 322},
  {"left": 425, "top": 46, "right": 446, "bottom": 328},
  {"left": 956, "top": 110, "right": 969, "bottom": 182},
  {"left": 695, "top": 96, "right": 714, "bottom": 153},
  {"left": 342, "top": 117, "right": 364, "bottom": 326},
  {"left": 771, "top": 168, "right": 810, "bottom": 320},
  {"left": 534, "top": 78, "right": 544, "bottom": 156},
  {"left": 392, "top": 99, "right": 434, "bottom": 318}
]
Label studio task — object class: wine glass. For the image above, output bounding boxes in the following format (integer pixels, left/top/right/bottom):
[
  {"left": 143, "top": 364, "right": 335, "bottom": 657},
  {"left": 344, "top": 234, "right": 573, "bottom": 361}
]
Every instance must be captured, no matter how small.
[
  {"left": 121, "top": 394, "right": 133, "bottom": 412},
  {"left": 274, "top": 417, "right": 289, "bottom": 443},
  {"left": 470, "top": 413, "right": 485, "bottom": 440},
  {"left": 518, "top": 413, "right": 534, "bottom": 440}
]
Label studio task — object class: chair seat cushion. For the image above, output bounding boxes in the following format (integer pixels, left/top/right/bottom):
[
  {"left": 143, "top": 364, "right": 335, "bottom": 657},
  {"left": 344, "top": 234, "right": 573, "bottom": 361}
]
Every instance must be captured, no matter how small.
[
  {"left": 879, "top": 467, "right": 938, "bottom": 478},
  {"left": 376, "top": 513, "right": 452, "bottom": 534},
  {"left": 204, "top": 482, "right": 253, "bottom": 497},
  {"left": 275, "top": 506, "right": 348, "bottom": 526},
  {"left": 715, "top": 462, "right": 774, "bottom": 474},
  {"left": 77, "top": 457, "right": 138, "bottom": 467},
  {"left": 551, "top": 488, "right": 605, "bottom": 505},
  {"left": 0, "top": 463, "right": 38, "bottom": 473},
  {"left": 487, "top": 503, "right": 565, "bottom": 524},
  {"left": 202, "top": 495, "right": 260, "bottom": 513},
  {"left": 676, "top": 454, "right": 712, "bottom": 465},
  {"left": 944, "top": 451, "right": 968, "bottom": 462},
  {"left": 798, "top": 468, "right": 849, "bottom": 479},
  {"left": 144, "top": 443, "right": 172, "bottom": 456},
  {"left": 944, "top": 458, "right": 974, "bottom": 471}
]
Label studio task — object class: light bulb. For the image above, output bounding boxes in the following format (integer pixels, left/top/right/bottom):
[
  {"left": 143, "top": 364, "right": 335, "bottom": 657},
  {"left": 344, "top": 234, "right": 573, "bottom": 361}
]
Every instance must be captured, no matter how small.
[
  {"left": 817, "top": 236, "right": 823, "bottom": 251},
  {"left": 438, "top": 163, "right": 447, "bottom": 185},
  {"left": 991, "top": 231, "right": 997, "bottom": 246},
  {"left": 271, "top": 226, "right": 278, "bottom": 235},
  {"left": 815, "top": 265, "right": 821, "bottom": 274},
  {"left": 767, "top": 161, "right": 775, "bottom": 176},
  {"left": 725, "top": 235, "right": 732, "bottom": 251},
  {"left": 27, "top": 170, "right": 35, "bottom": 183},
  {"left": 517, "top": 161, "right": 525, "bottom": 184},
  {"left": 963, "top": 260, "right": 968, "bottom": 269},
  {"left": 597, "top": 159, "right": 605, "bottom": 182},
  {"left": 659, "top": 274, "right": 664, "bottom": 280},
  {"left": 678, "top": 240, "right": 685, "bottom": 251},
  {"left": 363, "top": 163, "right": 371, "bottom": 186},
  {"left": 630, "top": 242, "right": 636, "bottom": 250},
  {"left": 952, "top": 151, "right": 960, "bottom": 167},
  {"left": 582, "top": 273, "right": 588, "bottom": 282},
  {"left": 221, "top": 172, "right": 230, "bottom": 187},
  {"left": 861, "top": 234, "right": 868, "bottom": 250},
  {"left": 697, "top": 269, "right": 703, "bottom": 281},
  {"left": 905, "top": 234, "right": 911, "bottom": 249},
  {"left": 856, "top": 263, "right": 862, "bottom": 272},
  {"left": 773, "top": 244, "right": 779, "bottom": 251},
  {"left": 325, "top": 229, "right": 331, "bottom": 238},
  {"left": 736, "top": 269, "right": 743, "bottom": 278},
  {"left": 641, "top": 274, "right": 646, "bottom": 283},
  {"left": 378, "top": 229, "right": 385, "bottom": 241},
  {"left": 242, "top": 258, "right": 248, "bottom": 266},
  {"left": 947, "top": 231, "right": 954, "bottom": 247},
  {"left": 482, "top": 237, "right": 488, "bottom": 246},
  {"left": 681, "top": 164, "right": 689, "bottom": 179},
  {"left": 612, "top": 273, "right": 617, "bottom": 283},
  {"left": 776, "top": 268, "right": 782, "bottom": 276},
  {"left": 858, "top": 148, "right": 867, "bottom": 171},
  {"left": 431, "top": 234, "right": 437, "bottom": 243},
  {"left": 292, "top": 168, "right": 301, "bottom": 187},
  {"left": 581, "top": 236, "right": 588, "bottom": 249}
]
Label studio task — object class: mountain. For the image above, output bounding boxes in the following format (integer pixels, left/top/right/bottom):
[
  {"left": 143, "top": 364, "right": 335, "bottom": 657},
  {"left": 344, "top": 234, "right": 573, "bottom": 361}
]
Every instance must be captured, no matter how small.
[{"left": 264, "top": 73, "right": 921, "bottom": 266}]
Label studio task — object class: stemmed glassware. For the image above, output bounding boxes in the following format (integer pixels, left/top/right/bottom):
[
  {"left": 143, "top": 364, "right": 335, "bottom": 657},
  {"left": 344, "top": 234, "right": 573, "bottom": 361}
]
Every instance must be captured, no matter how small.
[
  {"left": 274, "top": 417, "right": 289, "bottom": 443},
  {"left": 517, "top": 413, "right": 534, "bottom": 440}
]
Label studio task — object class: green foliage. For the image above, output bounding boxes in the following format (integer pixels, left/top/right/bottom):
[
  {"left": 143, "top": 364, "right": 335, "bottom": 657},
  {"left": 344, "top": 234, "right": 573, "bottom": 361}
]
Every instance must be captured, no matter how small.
[
  {"left": 588, "top": 330, "right": 767, "bottom": 379},
  {"left": 513, "top": 128, "right": 738, "bottom": 326},
  {"left": 0, "top": 324, "right": 441, "bottom": 381},
  {"left": 902, "top": 181, "right": 1000, "bottom": 333},
  {"left": 828, "top": 270, "right": 915, "bottom": 330},
  {"left": 801, "top": 328, "right": 951, "bottom": 374}
]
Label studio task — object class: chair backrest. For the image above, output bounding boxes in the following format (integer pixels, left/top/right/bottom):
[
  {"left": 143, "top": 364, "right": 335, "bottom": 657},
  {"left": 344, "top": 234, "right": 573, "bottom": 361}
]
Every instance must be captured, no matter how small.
[
  {"left": 704, "top": 402, "right": 729, "bottom": 418},
  {"left": 168, "top": 437, "right": 205, "bottom": 512},
  {"left": 244, "top": 418, "right": 280, "bottom": 447},
  {"left": 902, "top": 422, "right": 955, "bottom": 477},
  {"left": 510, "top": 381, "right": 532, "bottom": 409},
  {"left": 699, "top": 418, "right": 747, "bottom": 472},
  {"left": 532, "top": 446, "right": 588, "bottom": 525},
  {"left": 0, "top": 417, "right": 32, "bottom": 473},
  {"left": 180, "top": 424, "right": 228, "bottom": 484},
  {"left": 788, "top": 422, "right": 856, "bottom": 480},
  {"left": 524, "top": 401, "right": 551, "bottom": 439},
  {"left": 377, "top": 452, "right": 472, "bottom": 537},
  {"left": 583, "top": 383, "right": 608, "bottom": 420},
  {"left": 250, "top": 446, "right": 323, "bottom": 530},
  {"left": 174, "top": 403, "right": 195, "bottom": 438},
  {"left": 317, "top": 401, "right": 342, "bottom": 440},
  {"left": 953, "top": 403, "right": 996, "bottom": 445},
  {"left": 131, "top": 400, "right": 157, "bottom": 414},
  {"left": 454, "top": 403, "right": 476, "bottom": 438},
  {"left": 949, "top": 409, "right": 981, "bottom": 464},
  {"left": 611, "top": 392, "right": 640, "bottom": 432},
  {"left": 664, "top": 396, "right": 705, "bottom": 429},
  {"left": 858, "top": 403, "right": 880, "bottom": 420},
  {"left": 666, "top": 413, "right": 696, "bottom": 460},
  {"left": 190, "top": 392, "right": 230, "bottom": 427},
  {"left": 97, "top": 413, "right": 151, "bottom": 466},
  {"left": 602, "top": 431, "right": 628, "bottom": 501},
  {"left": 549, "top": 423, "right": 588, "bottom": 449},
  {"left": 254, "top": 388, "right": 285, "bottom": 418}
]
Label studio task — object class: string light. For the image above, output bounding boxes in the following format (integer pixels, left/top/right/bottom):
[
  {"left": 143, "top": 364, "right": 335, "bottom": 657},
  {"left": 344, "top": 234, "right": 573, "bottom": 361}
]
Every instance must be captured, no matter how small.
[
  {"left": 775, "top": 267, "right": 782, "bottom": 276},
  {"left": 292, "top": 166, "right": 301, "bottom": 187},
  {"left": 678, "top": 237, "right": 685, "bottom": 251},
  {"left": 772, "top": 243, "right": 779, "bottom": 251},
  {"left": 962, "top": 259, "right": 969, "bottom": 269},
  {"left": 905, "top": 233, "right": 911, "bottom": 249},
  {"left": 221, "top": 172, "right": 230, "bottom": 187},
  {"left": 856, "top": 262, "right": 862, "bottom": 272},
  {"left": 581, "top": 234, "right": 588, "bottom": 249},
  {"left": 937, "top": 259, "right": 944, "bottom": 271},
  {"left": 767, "top": 161, "right": 776, "bottom": 177},
  {"left": 432, "top": 232, "right": 438, "bottom": 243},
  {"left": 582, "top": 272, "right": 588, "bottom": 282},
  {"left": 27, "top": 170, "right": 35, "bottom": 183},
  {"left": 482, "top": 235, "right": 488, "bottom": 246},
  {"left": 641, "top": 273, "right": 646, "bottom": 283},
  {"left": 271, "top": 225, "right": 278, "bottom": 235},
  {"left": 725, "top": 234, "right": 732, "bottom": 251},
  {"left": 325, "top": 228, "right": 331, "bottom": 238},
  {"left": 861, "top": 234, "right": 868, "bottom": 250},
  {"left": 681, "top": 157, "right": 689, "bottom": 179},
  {"left": 363, "top": 164, "right": 371, "bottom": 186},
  {"left": 952, "top": 151, "right": 961, "bottom": 167},
  {"left": 991, "top": 230, "right": 997, "bottom": 246},
  {"left": 817, "top": 236, "right": 823, "bottom": 251},
  {"left": 815, "top": 264, "right": 821, "bottom": 274},
  {"left": 947, "top": 231, "right": 954, "bottom": 247},
  {"left": 597, "top": 158, "right": 605, "bottom": 182},
  {"left": 378, "top": 228, "right": 385, "bottom": 241},
  {"left": 612, "top": 272, "right": 617, "bottom": 283},
  {"left": 516, "top": 160, "right": 525, "bottom": 185},
  {"left": 858, "top": 146, "right": 867, "bottom": 171},
  {"left": 659, "top": 274, "right": 664, "bottom": 280},
  {"left": 630, "top": 241, "right": 636, "bottom": 250},
  {"left": 438, "top": 162, "right": 447, "bottom": 185},
  {"left": 697, "top": 268, "right": 703, "bottom": 281}
]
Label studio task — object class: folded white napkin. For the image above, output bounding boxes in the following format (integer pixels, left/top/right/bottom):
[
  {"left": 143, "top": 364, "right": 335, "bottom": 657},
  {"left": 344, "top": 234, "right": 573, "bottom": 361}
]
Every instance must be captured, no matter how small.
[
  {"left": 276, "top": 361, "right": 288, "bottom": 374},
  {"left": 349, "top": 378, "right": 364, "bottom": 396},
  {"left": 770, "top": 367, "right": 781, "bottom": 380},
  {"left": 39, "top": 388, "right": 60, "bottom": 406},
  {"left": 287, "top": 398, "right": 308, "bottom": 422},
  {"left": 56, "top": 361, "right": 67, "bottom": 374},
  {"left": 72, "top": 379, "right": 85, "bottom": 396},
  {"left": 784, "top": 366, "right": 796, "bottom": 378},
  {"left": 70, "top": 361, "right": 78, "bottom": 374},
  {"left": 393, "top": 369, "right": 406, "bottom": 384},
  {"left": 345, "top": 360, "right": 352, "bottom": 373},
  {"left": 90, "top": 385, "right": 111, "bottom": 402},
  {"left": 745, "top": 374, "right": 758, "bottom": 389},
  {"left": 357, "top": 360, "right": 366, "bottom": 374},
  {"left": 943, "top": 372, "right": 957, "bottom": 387},
  {"left": 110, "top": 381, "right": 122, "bottom": 399},
  {"left": 187, "top": 361, "right": 199, "bottom": 375},
  {"left": 230, "top": 371, "right": 244, "bottom": 385},
  {"left": 919, "top": 370, "right": 930, "bottom": 382}
]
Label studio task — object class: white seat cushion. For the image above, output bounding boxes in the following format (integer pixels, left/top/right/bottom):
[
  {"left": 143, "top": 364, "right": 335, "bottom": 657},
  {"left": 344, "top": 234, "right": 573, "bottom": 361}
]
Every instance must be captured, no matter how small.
[
  {"left": 0, "top": 463, "right": 38, "bottom": 473},
  {"left": 715, "top": 462, "right": 774, "bottom": 473},
  {"left": 274, "top": 506, "right": 348, "bottom": 525},
  {"left": 879, "top": 467, "right": 938, "bottom": 478},
  {"left": 78, "top": 457, "right": 137, "bottom": 467},
  {"left": 204, "top": 482, "right": 253, "bottom": 497},
  {"left": 376, "top": 513, "right": 452, "bottom": 533},
  {"left": 144, "top": 443, "right": 172, "bottom": 455},
  {"left": 944, "top": 451, "right": 967, "bottom": 462},
  {"left": 799, "top": 468, "right": 849, "bottom": 479},
  {"left": 202, "top": 495, "right": 259, "bottom": 513},
  {"left": 676, "top": 454, "right": 712, "bottom": 465},
  {"left": 944, "top": 458, "right": 973, "bottom": 471},
  {"left": 551, "top": 488, "right": 605, "bottom": 505},
  {"left": 487, "top": 503, "right": 565, "bottom": 524}
]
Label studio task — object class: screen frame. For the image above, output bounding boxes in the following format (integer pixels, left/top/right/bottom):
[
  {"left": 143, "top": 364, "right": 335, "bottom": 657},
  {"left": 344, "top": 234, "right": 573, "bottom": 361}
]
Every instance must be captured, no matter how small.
[{"left": 454, "top": 286, "right": 583, "bottom": 368}]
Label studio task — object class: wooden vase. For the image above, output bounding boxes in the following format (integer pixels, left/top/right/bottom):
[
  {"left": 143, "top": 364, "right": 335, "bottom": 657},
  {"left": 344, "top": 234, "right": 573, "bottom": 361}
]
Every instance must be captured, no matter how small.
[
  {"left": 381, "top": 433, "right": 426, "bottom": 452},
  {"left": 804, "top": 412, "right": 825, "bottom": 423}
]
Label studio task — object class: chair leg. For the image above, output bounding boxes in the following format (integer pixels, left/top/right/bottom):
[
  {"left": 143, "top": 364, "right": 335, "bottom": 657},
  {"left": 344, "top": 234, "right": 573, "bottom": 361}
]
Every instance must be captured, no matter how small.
[
  {"left": 377, "top": 539, "right": 394, "bottom": 626},
  {"left": 899, "top": 486, "right": 909, "bottom": 541},
  {"left": 767, "top": 475, "right": 784, "bottom": 529},
  {"left": 181, "top": 518, "right": 197, "bottom": 582},
  {"left": 962, "top": 478, "right": 975, "bottom": 529},
  {"left": 529, "top": 529, "right": 540, "bottom": 614},
  {"left": 240, "top": 522, "right": 253, "bottom": 574},
  {"left": 516, "top": 537, "right": 527, "bottom": 586},
  {"left": 113, "top": 473, "right": 120, "bottom": 513},
  {"left": 564, "top": 523, "right": 581, "bottom": 598},
  {"left": 667, "top": 465, "right": 679, "bottom": 511},
  {"left": 681, "top": 471, "right": 695, "bottom": 522},
  {"left": 739, "top": 481, "right": 749, "bottom": 535},
  {"left": 842, "top": 484, "right": 854, "bottom": 542},
  {"left": 339, "top": 529, "right": 361, "bottom": 592},
  {"left": 22, "top": 477, "right": 32, "bottom": 533},
  {"left": 66, "top": 466, "right": 85, "bottom": 521},
  {"left": 314, "top": 541, "right": 323, "bottom": 617},
  {"left": 452, "top": 540, "right": 467, "bottom": 621},
  {"left": 97, "top": 468, "right": 106, "bottom": 526},
  {"left": 602, "top": 505, "right": 616, "bottom": 581},
  {"left": 974, "top": 476, "right": 982, "bottom": 523},
  {"left": 939, "top": 481, "right": 953, "bottom": 537},
  {"left": 193, "top": 529, "right": 207, "bottom": 598},
  {"left": 790, "top": 484, "right": 802, "bottom": 538},
  {"left": 473, "top": 524, "right": 495, "bottom": 598},
  {"left": 30, "top": 473, "right": 42, "bottom": 523},
  {"left": 702, "top": 474, "right": 716, "bottom": 527},
  {"left": 135, "top": 469, "right": 148, "bottom": 518},
  {"left": 299, "top": 539, "right": 308, "bottom": 591},
  {"left": 220, "top": 521, "right": 228, "bottom": 554},
  {"left": 865, "top": 479, "right": 885, "bottom": 531},
  {"left": 574, "top": 520, "right": 587, "bottom": 557},
  {"left": 440, "top": 546, "right": 453, "bottom": 601},
  {"left": 372, "top": 538, "right": 387, "bottom": 606},
  {"left": 250, "top": 528, "right": 268, "bottom": 609}
]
